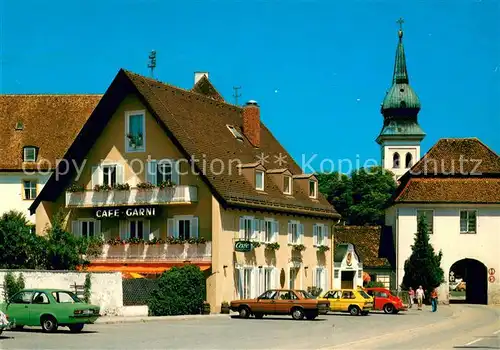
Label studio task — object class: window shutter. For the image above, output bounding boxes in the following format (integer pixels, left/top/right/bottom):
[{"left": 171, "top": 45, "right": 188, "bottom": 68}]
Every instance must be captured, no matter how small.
[
  {"left": 322, "top": 268, "right": 327, "bottom": 292},
  {"left": 272, "top": 267, "right": 278, "bottom": 289},
  {"left": 191, "top": 217, "right": 199, "bottom": 238},
  {"left": 252, "top": 219, "right": 259, "bottom": 240},
  {"left": 324, "top": 225, "right": 330, "bottom": 247},
  {"left": 236, "top": 268, "right": 243, "bottom": 299},
  {"left": 94, "top": 220, "right": 101, "bottom": 237},
  {"left": 167, "top": 218, "right": 175, "bottom": 238},
  {"left": 71, "top": 220, "right": 80, "bottom": 237},
  {"left": 312, "top": 267, "right": 317, "bottom": 288},
  {"left": 260, "top": 220, "right": 265, "bottom": 242},
  {"left": 288, "top": 222, "right": 292, "bottom": 243},
  {"left": 299, "top": 223, "right": 304, "bottom": 244},
  {"left": 252, "top": 268, "right": 259, "bottom": 298},
  {"left": 272, "top": 220, "right": 279, "bottom": 243},
  {"left": 150, "top": 229, "right": 159, "bottom": 240},
  {"left": 147, "top": 160, "right": 157, "bottom": 185},
  {"left": 91, "top": 166, "right": 100, "bottom": 188},
  {"left": 119, "top": 220, "right": 128, "bottom": 239},
  {"left": 239, "top": 217, "right": 245, "bottom": 239},
  {"left": 143, "top": 220, "right": 150, "bottom": 239},
  {"left": 313, "top": 224, "right": 318, "bottom": 246},
  {"left": 171, "top": 160, "right": 180, "bottom": 185},
  {"left": 259, "top": 268, "right": 264, "bottom": 295},
  {"left": 116, "top": 163, "right": 125, "bottom": 184}
]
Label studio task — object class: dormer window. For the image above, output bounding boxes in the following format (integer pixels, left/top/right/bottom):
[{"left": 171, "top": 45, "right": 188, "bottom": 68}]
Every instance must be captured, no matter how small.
[
  {"left": 125, "top": 110, "right": 146, "bottom": 152},
  {"left": 227, "top": 125, "right": 244, "bottom": 142},
  {"left": 23, "top": 147, "right": 37, "bottom": 162},
  {"left": 256, "top": 170, "right": 264, "bottom": 191},
  {"left": 309, "top": 180, "right": 317, "bottom": 198},
  {"left": 283, "top": 175, "right": 292, "bottom": 195}
]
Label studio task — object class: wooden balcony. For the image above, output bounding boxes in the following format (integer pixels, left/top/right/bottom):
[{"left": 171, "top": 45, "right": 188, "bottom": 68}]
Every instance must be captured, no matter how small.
[
  {"left": 89, "top": 241, "right": 212, "bottom": 263},
  {"left": 65, "top": 186, "right": 198, "bottom": 208}
]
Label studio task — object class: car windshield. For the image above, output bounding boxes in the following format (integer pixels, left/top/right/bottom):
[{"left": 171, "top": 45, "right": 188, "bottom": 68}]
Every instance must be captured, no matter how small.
[
  {"left": 358, "top": 290, "right": 371, "bottom": 299},
  {"left": 51, "top": 291, "right": 81, "bottom": 303},
  {"left": 295, "top": 290, "right": 315, "bottom": 299}
]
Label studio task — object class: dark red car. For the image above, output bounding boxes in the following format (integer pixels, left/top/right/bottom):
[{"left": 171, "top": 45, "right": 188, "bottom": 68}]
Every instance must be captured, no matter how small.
[{"left": 365, "top": 287, "right": 407, "bottom": 314}]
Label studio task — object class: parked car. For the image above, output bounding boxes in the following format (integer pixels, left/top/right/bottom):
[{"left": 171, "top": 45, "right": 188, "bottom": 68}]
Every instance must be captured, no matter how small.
[
  {"left": 0, "top": 289, "right": 100, "bottom": 333},
  {"left": 455, "top": 281, "right": 466, "bottom": 292},
  {"left": 0, "top": 310, "right": 13, "bottom": 336},
  {"left": 230, "top": 289, "right": 330, "bottom": 320},
  {"left": 318, "top": 288, "right": 373, "bottom": 316},
  {"left": 364, "top": 287, "right": 407, "bottom": 314}
]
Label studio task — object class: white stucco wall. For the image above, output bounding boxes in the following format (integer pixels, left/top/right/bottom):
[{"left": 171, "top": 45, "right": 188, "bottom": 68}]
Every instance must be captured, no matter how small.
[
  {"left": 393, "top": 204, "right": 500, "bottom": 304},
  {"left": 0, "top": 172, "right": 51, "bottom": 224},
  {"left": 0, "top": 270, "right": 123, "bottom": 315},
  {"left": 381, "top": 140, "right": 421, "bottom": 179}
]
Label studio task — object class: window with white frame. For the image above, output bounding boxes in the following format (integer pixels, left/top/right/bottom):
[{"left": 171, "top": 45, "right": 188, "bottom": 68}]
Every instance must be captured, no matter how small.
[
  {"left": 237, "top": 267, "right": 258, "bottom": 299},
  {"left": 260, "top": 267, "right": 276, "bottom": 293},
  {"left": 416, "top": 209, "right": 434, "bottom": 234},
  {"left": 147, "top": 159, "right": 179, "bottom": 186},
  {"left": 239, "top": 216, "right": 259, "bottom": 240},
  {"left": 314, "top": 267, "right": 327, "bottom": 293},
  {"left": 71, "top": 219, "right": 101, "bottom": 238},
  {"left": 168, "top": 216, "right": 199, "bottom": 239},
  {"left": 23, "top": 147, "right": 37, "bottom": 162},
  {"left": 314, "top": 223, "right": 327, "bottom": 246},
  {"left": 23, "top": 180, "right": 37, "bottom": 199},
  {"left": 129, "top": 219, "right": 145, "bottom": 239},
  {"left": 460, "top": 210, "right": 477, "bottom": 234},
  {"left": 283, "top": 175, "right": 292, "bottom": 195},
  {"left": 289, "top": 267, "right": 300, "bottom": 289},
  {"left": 102, "top": 165, "right": 117, "bottom": 187},
  {"left": 288, "top": 220, "right": 302, "bottom": 244},
  {"left": 334, "top": 269, "right": 339, "bottom": 279},
  {"left": 376, "top": 274, "right": 391, "bottom": 289},
  {"left": 255, "top": 170, "right": 264, "bottom": 191},
  {"left": 92, "top": 164, "right": 124, "bottom": 188},
  {"left": 309, "top": 180, "right": 317, "bottom": 198},
  {"left": 263, "top": 219, "right": 278, "bottom": 243},
  {"left": 125, "top": 110, "right": 146, "bottom": 152}
]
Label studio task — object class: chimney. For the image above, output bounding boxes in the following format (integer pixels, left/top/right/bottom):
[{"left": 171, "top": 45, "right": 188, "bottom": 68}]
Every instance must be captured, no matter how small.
[
  {"left": 194, "top": 71, "right": 208, "bottom": 85},
  {"left": 242, "top": 100, "right": 260, "bottom": 147}
]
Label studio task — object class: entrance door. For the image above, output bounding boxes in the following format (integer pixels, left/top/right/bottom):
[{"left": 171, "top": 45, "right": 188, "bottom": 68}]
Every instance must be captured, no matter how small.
[
  {"left": 289, "top": 268, "right": 299, "bottom": 289},
  {"left": 341, "top": 271, "right": 355, "bottom": 289}
]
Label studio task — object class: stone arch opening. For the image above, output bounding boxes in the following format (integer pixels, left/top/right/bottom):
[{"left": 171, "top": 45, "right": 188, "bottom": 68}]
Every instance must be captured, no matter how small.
[
  {"left": 449, "top": 258, "right": 487, "bottom": 304},
  {"left": 393, "top": 152, "right": 400, "bottom": 168}
]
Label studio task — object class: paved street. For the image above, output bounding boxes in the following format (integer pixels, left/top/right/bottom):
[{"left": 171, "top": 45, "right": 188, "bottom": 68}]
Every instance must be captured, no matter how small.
[{"left": 0, "top": 305, "right": 498, "bottom": 349}]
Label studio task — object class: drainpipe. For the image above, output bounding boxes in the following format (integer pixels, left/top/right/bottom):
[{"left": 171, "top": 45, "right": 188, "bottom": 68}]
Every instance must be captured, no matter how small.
[{"left": 331, "top": 218, "right": 342, "bottom": 289}]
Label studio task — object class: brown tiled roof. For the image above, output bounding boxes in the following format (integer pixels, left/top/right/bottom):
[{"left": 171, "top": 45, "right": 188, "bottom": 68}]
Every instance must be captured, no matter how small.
[
  {"left": 395, "top": 178, "right": 500, "bottom": 203},
  {"left": 30, "top": 69, "right": 338, "bottom": 219},
  {"left": 191, "top": 75, "right": 224, "bottom": 102},
  {"left": 408, "top": 138, "right": 500, "bottom": 176},
  {"left": 0, "top": 95, "right": 101, "bottom": 170},
  {"left": 334, "top": 226, "right": 391, "bottom": 268},
  {"left": 394, "top": 138, "right": 500, "bottom": 204}
]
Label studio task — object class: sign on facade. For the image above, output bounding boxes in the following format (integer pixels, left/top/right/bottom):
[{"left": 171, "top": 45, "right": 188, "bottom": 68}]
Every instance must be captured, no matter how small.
[
  {"left": 488, "top": 268, "right": 496, "bottom": 276},
  {"left": 234, "top": 241, "right": 253, "bottom": 252},
  {"left": 95, "top": 206, "right": 158, "bottom": 218}
]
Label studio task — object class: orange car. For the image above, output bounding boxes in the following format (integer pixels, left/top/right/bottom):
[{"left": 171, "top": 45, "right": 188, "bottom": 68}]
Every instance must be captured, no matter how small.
[{"left": 230, "top": 289, "right": 330, "bottom": 320}]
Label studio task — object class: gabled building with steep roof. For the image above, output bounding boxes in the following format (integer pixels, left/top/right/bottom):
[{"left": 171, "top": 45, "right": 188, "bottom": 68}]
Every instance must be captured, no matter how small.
[
  {"left": 0, "top": 94, "right": 101, "bottom": 224},
  {"left": 377, "top": 22, "right": 426, "bottom": 180},
  {"left": 385, "top": 138, "right": 500, "bottom": 305},
  {"left": 28, "top": 69, "right": 339, "bottom": 311}
]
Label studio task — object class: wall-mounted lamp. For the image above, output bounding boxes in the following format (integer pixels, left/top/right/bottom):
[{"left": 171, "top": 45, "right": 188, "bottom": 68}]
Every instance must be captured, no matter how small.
[
  {"left": 304, "top": 266, "right": 309, "bottom": 269},
  {"left": 223, "top": 265, "right": 228, "bottom": 269},
  {"left": 258, "top": 265, "right": 263, "bottom": 269}
]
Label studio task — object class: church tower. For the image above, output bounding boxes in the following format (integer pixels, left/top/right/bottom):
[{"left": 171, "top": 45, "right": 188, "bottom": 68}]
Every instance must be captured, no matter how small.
[{"left": 376, "top": 19, "right": 425, "bottom": 180}]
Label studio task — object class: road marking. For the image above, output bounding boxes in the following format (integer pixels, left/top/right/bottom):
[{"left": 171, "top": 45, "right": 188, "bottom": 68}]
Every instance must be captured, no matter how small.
[
  {"left": 464, "top": 338, "right": 483, "bottom": 346},
  {"left": 493, "top": 329, "right": 500, "bottom": 335}
]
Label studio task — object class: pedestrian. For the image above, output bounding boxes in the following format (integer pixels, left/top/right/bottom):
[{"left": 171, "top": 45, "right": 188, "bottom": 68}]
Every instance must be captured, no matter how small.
[
  {"left": 408, "top": 287, "right": 415, "bottom": 309},
  {"left": 416, "top": 285, "right": 425, "bottom": 310},
  {"left": 431, "top": 288, "right": 438, "bottom": 312}
]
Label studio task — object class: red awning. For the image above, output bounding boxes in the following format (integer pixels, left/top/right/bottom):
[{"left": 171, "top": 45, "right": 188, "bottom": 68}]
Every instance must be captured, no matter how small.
[{"left": 80, "top": 262, "right": 211, "bottom": 275}]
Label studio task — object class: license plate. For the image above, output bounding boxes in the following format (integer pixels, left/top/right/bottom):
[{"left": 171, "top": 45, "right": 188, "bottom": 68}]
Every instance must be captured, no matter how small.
[{"left": 83, "top": 310, "right": 92, "bottom": 315}]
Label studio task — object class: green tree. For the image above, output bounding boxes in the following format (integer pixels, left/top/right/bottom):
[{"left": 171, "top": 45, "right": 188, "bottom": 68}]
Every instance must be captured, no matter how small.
[
  {"left": 44, "top": 212, "right": 86, "bottom": 270},
  {"left": 3, "top": 272, "right": 25, "bottom": 300},
  {"left": 317, "top": 167, "right": 396, "bottom": 225},
  {"left": 0, "top": 210, "right": 46, "bottom": 269},
  {"left": 148, "top": 264, "right": 206, "bottom": 316},
  {"left": 402, "top": 216, "right": 444, "bottom": 294}
]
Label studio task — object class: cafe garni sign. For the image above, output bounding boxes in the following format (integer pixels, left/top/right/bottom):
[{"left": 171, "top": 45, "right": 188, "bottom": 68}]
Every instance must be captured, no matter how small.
[
  {"left": 95, "top": 206, "right": 158, "bottom": 218},
  {"left": 234, "top": 240, "right": 253, "bottom": 252}
]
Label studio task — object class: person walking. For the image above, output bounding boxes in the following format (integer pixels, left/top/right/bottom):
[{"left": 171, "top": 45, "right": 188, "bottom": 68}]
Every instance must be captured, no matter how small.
[
  {"left": 408, "top": 287, "right": 415, "bottom": 309},
  {"left": 416, "top": 285, "right": 425, "bottom": 310},
  {"left": 431, "top": 288, "right": 438, "bottom": 312}
]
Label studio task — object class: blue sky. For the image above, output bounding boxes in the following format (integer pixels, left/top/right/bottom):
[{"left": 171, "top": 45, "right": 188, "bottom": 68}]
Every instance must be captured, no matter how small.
[{"left": 1, "top": 0, "right": 499, "bottom": 172}]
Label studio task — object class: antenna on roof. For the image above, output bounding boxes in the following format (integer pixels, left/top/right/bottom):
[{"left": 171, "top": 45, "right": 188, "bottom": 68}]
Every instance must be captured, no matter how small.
[
  {"left": 233, "top": 86, "right": 241, "bottom": 105},
  {"left": 148, "top": 50, "right": 157, "bottom": 78}
]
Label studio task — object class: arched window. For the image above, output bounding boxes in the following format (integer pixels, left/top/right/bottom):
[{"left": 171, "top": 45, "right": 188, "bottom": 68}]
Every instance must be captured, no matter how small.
[
  {"left": 405, "top": 152, "right": 413, "bottom": 168},
  {"left": 393, "top": 152, "right": 400, "bottom": 168}
]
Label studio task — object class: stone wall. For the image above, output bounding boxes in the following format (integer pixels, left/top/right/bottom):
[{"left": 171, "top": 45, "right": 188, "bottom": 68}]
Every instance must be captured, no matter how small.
[{"left": 0, "top": 270, "right": 123, "bottom": 315}]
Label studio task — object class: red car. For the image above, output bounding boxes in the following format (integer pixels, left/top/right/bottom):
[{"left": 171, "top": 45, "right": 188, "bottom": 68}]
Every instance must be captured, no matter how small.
[{"left": 365, "top": 287, "right": 407, "bottom": 314}]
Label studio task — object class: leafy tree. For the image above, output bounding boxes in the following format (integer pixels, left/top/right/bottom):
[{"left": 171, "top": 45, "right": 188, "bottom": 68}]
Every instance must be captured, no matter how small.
[
  {"left": 317, "top": 166, "right": 396, "bottom": 225},
  {"left": 3, "top": 272, "right": 25, "bottom": 301},
  {"left": 148, "top": 264, "right": 206, "bottom": 316},
  {"left": 44, "top": 212, "right": 87, "bottom": 270},
  {"left": 401, "top": 216, "right": 444, "bottom": 294},
  {"left": 0, "top": 210, "right": 46, "bottom": 269}
]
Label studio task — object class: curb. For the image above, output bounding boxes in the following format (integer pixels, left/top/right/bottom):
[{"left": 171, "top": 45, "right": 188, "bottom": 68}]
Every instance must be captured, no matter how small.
[{"left": 95, "top": 313, "right": 234, "bottom": 324}]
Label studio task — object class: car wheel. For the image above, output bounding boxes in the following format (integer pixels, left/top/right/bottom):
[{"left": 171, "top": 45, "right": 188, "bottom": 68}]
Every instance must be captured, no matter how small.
[
  {"left": 254, "top": 313, "right": 264, "bottom": 319},
  {"left": 41, "top": 315, "right": 58, "bottom": 333},
  {"left": 291, "top": 307, "right": 305, "bottom": 320},
  {"left": 68, "top": 324, "right": 85, "bottom": 332},
  {"left": 349, "top": 306, "right": 360, "bottom": 316},
  {"left": 305, "top": 312, "right": 317, "bottom": 320},
  {"left": 383, "top": 304, "right": 395, "bottom": 314},
  {"left": 238, "top": 306, "right": 250, "bottom": 319}
]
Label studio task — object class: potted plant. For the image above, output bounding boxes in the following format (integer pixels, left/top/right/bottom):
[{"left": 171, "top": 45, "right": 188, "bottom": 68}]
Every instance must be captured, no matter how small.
[
  {"left": 158, "top": 180, "right": 175, "bottom": 189},
  {"left": 113, "top": 183, "right": 130, "bottom": 191},
  {"left": 137, "top": 182, "right": 155, "bottom": 190},
  {"left": 220, "top": 301, "right": 230, "bottom": 314},
  {"left": 317, "top": 245, "right": 330, "bottom": 253},
  {"left": 202, "top": 301, "right": 211, "bottom": 315},
  {"left": 292, "top": 244, "right": 306, "bottom": 252},
  {"left": 93, "top": 184, "right": 111, "bottom": 192},
  {"left": 265, "top": 242, "right": 280, "bottom": 251},
  {"left": 67, "top": 183, "right": 85, "bottom": 193},
  {"left": 251, "top": 241, "right": 261, "bottom": 248}
]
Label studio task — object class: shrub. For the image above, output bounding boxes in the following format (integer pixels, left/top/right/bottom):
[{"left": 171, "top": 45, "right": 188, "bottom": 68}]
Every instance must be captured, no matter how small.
[
  {"left": 3, "top": 272, "right": 25, "bottom": 301},
  {"left": 148, "top": 264, "right": 206, "bottom": 316},
  {"left": 83, "top": 273, "right": 92, "bottom": 303},
  {"left": 365, "top": 280, "right": 385, "bottom": 288}
]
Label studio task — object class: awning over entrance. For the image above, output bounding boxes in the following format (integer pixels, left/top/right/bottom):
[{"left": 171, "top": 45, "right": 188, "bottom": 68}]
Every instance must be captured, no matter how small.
[{"left": 81, "top": 262, "right": 211, "bottom": 275}]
